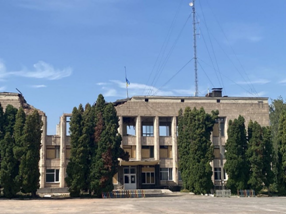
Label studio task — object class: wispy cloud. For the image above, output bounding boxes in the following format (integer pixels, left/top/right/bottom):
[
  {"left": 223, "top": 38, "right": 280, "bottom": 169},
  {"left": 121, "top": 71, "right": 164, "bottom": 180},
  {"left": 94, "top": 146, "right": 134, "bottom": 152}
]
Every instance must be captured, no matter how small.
[
  {"left": 30, "top": 85, "right": 47, "bottom": 88},
  {"left": 0, "top": 60, "right": 72, "bottom": 80},
  {"left": 99, "top": 80, "right": 196, "bottom": 98},
  {"left": 278, "top": 79, "right": 286, "bottom": 84},
  {"left": 224, "top": 23, "right": 263, "bottom": 44},
  {"left": 236, "top": 79, "right": 270, "bottom": 85}
]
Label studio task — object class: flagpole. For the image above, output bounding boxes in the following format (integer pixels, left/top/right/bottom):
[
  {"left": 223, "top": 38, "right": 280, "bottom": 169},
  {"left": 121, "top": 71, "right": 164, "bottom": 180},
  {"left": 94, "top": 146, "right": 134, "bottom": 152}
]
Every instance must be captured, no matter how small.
[{"left": 125, "top": 66, "right": 129, "bottom": 98}]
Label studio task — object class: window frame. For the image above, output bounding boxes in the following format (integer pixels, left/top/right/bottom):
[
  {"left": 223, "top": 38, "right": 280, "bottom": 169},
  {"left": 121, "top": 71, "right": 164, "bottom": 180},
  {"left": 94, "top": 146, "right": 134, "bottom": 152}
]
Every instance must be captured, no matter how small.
[
  {"left": 46, "top": 169, "right": 59, "bottom": 183},
  {"left": 141, "top": 172, "right": 155, "bottom": 184},
  {"left": 160, "top": 168, "right": 173, "bottom": 181}
]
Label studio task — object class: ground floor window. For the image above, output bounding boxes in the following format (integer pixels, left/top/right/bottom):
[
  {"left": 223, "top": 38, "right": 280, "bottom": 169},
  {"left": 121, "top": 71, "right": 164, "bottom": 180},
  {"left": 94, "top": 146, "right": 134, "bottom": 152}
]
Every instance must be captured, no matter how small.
[
  {"left": 141, "top": 172, "right": 155, "bottom": 184},
  {"left": 160, "top": 168, "right": 172, "bottom": 181},
  {"left": 178, "top": 171, "right": 182, "bottom": 181},
  {"left": 46, "top": 169, "right": 59, "bottom": 183},
  {"left": 214, "top": 167, "right": 227, "bottom": 180}
]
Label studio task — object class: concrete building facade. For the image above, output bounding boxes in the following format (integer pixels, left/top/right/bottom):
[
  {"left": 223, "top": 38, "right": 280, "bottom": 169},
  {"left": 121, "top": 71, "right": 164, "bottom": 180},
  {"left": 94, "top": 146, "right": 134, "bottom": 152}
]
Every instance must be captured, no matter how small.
[{"left": 0, "top": 89, "right": 270, "bottom": 191}]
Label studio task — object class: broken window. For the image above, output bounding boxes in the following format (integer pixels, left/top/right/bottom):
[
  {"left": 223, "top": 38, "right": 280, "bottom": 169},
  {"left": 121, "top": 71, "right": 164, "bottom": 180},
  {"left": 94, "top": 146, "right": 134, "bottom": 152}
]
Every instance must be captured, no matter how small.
[
  {"left": 123, "top": 117, "right": 136, "bottom": 136},
  {"left": 159, "top": 117, "right": 172, "bottom": 137},
  {"left": 142, "top": 117, "right": 154, "bottom": 137},
  {"left": 213, "top": 117, "right": 225, "bottom": 137}
]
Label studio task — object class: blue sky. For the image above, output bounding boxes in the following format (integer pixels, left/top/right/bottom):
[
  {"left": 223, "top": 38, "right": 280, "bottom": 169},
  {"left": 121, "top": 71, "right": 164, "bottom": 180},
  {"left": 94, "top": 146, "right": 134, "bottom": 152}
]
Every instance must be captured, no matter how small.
[{"left": 0, "top": 0, "right": 285, "bottom": 134}]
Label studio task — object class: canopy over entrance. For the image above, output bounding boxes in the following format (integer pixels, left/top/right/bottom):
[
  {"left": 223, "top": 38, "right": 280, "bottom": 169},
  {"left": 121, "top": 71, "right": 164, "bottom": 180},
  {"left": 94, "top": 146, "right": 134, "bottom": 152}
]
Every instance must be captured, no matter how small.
[{"left": 119, "top": 159, "right": 160, "bottom": 166}]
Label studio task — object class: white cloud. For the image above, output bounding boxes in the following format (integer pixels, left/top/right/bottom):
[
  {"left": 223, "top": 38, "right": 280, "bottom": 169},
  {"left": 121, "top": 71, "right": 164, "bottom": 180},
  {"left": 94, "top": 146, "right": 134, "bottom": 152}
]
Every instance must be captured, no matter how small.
[
  {"left": 278, "top": 79, "right": 286, "bottom": 84},
  {"left": 0, "top": 86, "right": 6, "bottom": 91},
  {"left": 236, "top": 79, "right": 270, "bottom": 85},
  {"left": 0, "top": 60, "right": 72, "bottom": 80},
  {"left": 100, "top": 80, "right": 199, "bottom": 98},
  {"left": 30, "top": 85, "right": 47, "bottom": 88},
  {"left": 224, "top": 23, "right": 263, "bottom": 44}
]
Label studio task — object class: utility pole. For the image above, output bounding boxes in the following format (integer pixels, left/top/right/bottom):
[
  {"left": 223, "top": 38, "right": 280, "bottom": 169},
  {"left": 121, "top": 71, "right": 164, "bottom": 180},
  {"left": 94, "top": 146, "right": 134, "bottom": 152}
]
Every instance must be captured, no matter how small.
[{"left": 190, "top": 0, "right": 198, "bottom": 97}]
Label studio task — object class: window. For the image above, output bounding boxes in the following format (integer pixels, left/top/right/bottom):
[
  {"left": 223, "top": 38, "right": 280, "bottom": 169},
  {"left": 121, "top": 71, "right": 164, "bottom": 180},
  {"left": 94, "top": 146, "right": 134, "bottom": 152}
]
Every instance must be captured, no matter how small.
[
  {"left": 55, "top": 146, "right": 60, "bottom": 158},
  {"left": 141, "top": 172, "right": 155, "bottom": 184},
  {"left": 160, "top": 168, "right": 173, "bottom": 181},
  {"left": 214, "top": 168, "right": 221, "bottom": 180},
  {"left": 142, "top": 125, "right": 154, "bottom": 136},
  {"left": 159, "top": 117, "right": 172, "bottom": 137},
  {"left": 142, "top": 146, "right": 154, "bottom": 158},
  {"left": 46, "top": 169, "right": 59, "bottom": 183},
  {"left": 213, "top": 118, "right": 225, "bottom": 137}
]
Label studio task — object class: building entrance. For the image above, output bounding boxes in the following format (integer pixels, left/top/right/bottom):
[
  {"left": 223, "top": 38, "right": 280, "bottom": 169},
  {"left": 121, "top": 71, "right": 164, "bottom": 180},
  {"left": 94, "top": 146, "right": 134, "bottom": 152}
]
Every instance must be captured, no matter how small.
[{"left": 123, "top": 166, "right": 136, "bottom": 190}]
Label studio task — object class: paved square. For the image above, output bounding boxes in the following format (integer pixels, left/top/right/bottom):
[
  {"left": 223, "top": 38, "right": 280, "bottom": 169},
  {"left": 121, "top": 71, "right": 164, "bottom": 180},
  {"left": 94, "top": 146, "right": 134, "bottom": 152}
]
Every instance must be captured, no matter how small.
[{"left": 0, "top": 194, "right": 285, "bottom": 214}]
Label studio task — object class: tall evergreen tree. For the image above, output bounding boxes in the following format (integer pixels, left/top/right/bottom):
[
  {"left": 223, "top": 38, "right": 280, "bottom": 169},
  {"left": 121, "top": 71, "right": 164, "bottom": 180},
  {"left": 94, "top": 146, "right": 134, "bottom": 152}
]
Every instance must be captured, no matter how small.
[
  {"left": 261, "top": 126, "right": 274, "bottom": 192},
  {"left": 13, "top": 108, "right": 26, "bottom": 193},
  {"left": 224, "top": 115, "right": 248, "bottom": 194},
  {"left": 277, "top": 110, "right": 286, "bottom": 195},
  {"left": 81, "top": 103, "right": 95, "bottom": 192},
  {"left": 3, "top": 104, "right": 18, "bottom": 135},
  {"left": 178, "top": 107, "right": 218, "bottom": 194},
  {"left": 89, "top": 95, "right": 106, "bottom": 196},
  {"left": 65, "top": 104, "right": 86, "bottom": 197},
  {"left": 0, "top": 133, "right": 19, "bottom": 198},
  {"left": 19, "top": 110, "right": 42, "bottom": 197},
  {"left": 0, "top": 103, "right": 4, "bottom": 140},
  {"left": 269, "top": 97, "right": 285, "bottom": 191},
  {"left": 247, "top": 121, "right": 264, "bottom": 193},
  {"left": 0, "top": 103, "right": 4, "bottom": 191}
]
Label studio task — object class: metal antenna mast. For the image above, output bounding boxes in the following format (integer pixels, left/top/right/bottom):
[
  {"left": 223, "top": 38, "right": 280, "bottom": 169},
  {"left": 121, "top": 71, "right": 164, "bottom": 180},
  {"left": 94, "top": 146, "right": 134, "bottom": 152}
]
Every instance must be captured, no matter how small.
[{"left": 190, "top": 0, "right": 198, "bottom": 96}]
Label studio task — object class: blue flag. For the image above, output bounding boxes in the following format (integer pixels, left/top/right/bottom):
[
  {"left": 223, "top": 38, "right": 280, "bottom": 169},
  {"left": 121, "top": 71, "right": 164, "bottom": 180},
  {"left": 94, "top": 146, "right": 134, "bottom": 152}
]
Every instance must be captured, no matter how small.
[{"left": 126, "top": 78, "right": 130, "bottom": 86}]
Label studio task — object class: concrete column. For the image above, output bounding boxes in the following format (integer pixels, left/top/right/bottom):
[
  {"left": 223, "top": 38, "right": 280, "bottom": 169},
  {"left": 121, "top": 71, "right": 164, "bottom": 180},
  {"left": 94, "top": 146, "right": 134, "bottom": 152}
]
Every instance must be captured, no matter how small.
[
  {"left": 39, "top": 114, "right": 47, "bottom": 188},
  {"left": 136, "top": 116, "right": 141, "bottom": 161},
  {"left": 172, "top": 116, "right": 178, "bottom": 184},
  {"left": 210, "top": 132, "right": 215, "bottom": 184},
  {"left": 60, "top": 115, "right": 66, "bottom": 188},
  {"left": 118, "top": 116, "right": 123, "bottom": 148},
  {"left": 154, "top": 116, "right": 159, "bottom": 160}
]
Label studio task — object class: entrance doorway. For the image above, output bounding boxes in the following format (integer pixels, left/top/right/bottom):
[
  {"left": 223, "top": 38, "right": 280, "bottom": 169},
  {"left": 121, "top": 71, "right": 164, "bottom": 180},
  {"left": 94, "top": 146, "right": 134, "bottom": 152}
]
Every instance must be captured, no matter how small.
[{"left": 123, "top": 166, "right": 136, "bottom": 190}]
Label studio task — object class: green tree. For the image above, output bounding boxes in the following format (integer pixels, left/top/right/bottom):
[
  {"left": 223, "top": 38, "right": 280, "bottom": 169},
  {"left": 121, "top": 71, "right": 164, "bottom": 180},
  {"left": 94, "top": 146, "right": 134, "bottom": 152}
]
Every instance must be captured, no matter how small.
[
  {"left": 178, "top": 107, "right": 218, "bottom": 194},
  {"left": 277, "top": 110, "right": 286, "bottom": 195},
  {"left": 13, "top": 108, "right": 26, "bottom": 188},
  {"left": 0, "top": 103, "right": 4, "bottom": 140},
  {"left": 65, "top": 104, "right": 86, "bottom": 197},
  {"left": 89, "top": 95, "right": 107, "bottom": 196},
  {"left": 0, "top": 133, "right": 19, "bottom": 198},
  {"left": 224, "top": 115, "right": 249, "bottom": 194},
  {"left": 269, "top": 97, "right": 285, "bottom": 191},
  {"left": 3, "top": 104, "right": 18, "bottom": 135},
  {"left": 81, "top": 103, "right": 95, "bottom": 192},
  {"left": 20, "top": 110, "right": 42, "bottom": 197},
  {"left": 247, "top": 121, "right": 264, "bottom": 193},
  {"left": 261, "top": 126, "right": 274, "bottom": 192}
]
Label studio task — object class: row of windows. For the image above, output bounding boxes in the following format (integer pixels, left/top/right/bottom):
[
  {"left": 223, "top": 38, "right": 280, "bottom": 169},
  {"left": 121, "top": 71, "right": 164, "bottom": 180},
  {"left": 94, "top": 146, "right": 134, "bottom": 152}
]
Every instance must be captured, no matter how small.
[
  {"left": 46, "top": 168, "right": 223, "bottom": 183},
  {"left": 124, "top": 117, "right": 226, "bottom": 137}
]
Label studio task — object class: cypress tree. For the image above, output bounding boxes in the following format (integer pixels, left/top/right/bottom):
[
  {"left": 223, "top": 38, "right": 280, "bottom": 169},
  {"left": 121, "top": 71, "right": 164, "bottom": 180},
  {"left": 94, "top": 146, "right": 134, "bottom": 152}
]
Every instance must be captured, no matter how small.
[
  {"left": 0, "top": 103, "right": 4, "bottom": 140},
  {"left": 65, "top": 104, "right": 85, "bottom": 197},
  {"left": 262, "top": 126, "right": 274, "bottom": 193},
  {"left": 224, "top": 115, "right": 248, "bottom": 194},
  {"left": 81, "top": 103, "right": 95, "bottom": 192},
  {"left": 20, "top": 110, "right": 42, "bottom": 197},
  {"left": 13, "top": 108, "right": 26, "bottom": 188},
  {"left": 3, "top": 104, "right": 18, "bottom": 135},
  {"left": 0, "top": 133, "right": 19, "bottom": 198},
  {"left": 178, "top": 107, "right": 218, "bottom": 194},
  {"left": 277, "top": 110, "right": 286, "bottom": 195},
  {"left": 89, "top": 95, "right": 106, "bottom": 196},
  {"left": 247, "top": 120, "right": 264, "bottom": 193},
  {"left": 0, "top": 103, "right": 4, "bottom": 191}
]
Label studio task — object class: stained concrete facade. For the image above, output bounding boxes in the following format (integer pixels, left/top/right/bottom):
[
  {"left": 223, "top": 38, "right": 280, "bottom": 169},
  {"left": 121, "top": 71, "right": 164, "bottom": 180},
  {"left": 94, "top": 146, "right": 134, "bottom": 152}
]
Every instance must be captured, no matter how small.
[{"left": 0, "top": 90, "right": 270, "bottom": 191}]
